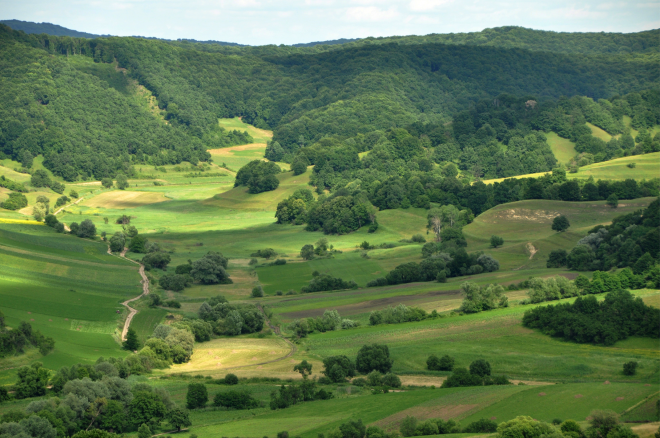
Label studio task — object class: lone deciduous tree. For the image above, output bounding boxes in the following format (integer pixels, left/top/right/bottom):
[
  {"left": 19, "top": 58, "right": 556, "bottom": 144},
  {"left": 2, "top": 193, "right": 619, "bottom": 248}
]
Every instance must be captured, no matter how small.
[{"left": 552, "top": 215, "right": 570, "bottom": 232}]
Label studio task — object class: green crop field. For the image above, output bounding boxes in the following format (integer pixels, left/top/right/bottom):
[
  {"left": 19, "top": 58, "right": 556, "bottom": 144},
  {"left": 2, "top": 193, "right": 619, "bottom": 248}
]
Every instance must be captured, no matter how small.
[{"left": 0, "top": 224, "right": 140, "bottom": 383}]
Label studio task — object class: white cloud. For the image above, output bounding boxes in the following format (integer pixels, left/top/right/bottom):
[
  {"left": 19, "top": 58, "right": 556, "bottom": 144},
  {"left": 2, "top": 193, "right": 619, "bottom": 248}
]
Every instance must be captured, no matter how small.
[
  {"left": 345, "top": 6, "right": 398, "bottom": 22},
  {"left": 409, "top": 0, "right": 453, "bottom": 12}
]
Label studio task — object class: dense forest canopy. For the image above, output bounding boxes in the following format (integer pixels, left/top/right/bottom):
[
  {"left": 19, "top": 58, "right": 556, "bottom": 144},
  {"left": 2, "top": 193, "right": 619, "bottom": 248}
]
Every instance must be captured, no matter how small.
[{"left": 0, "top": 24, "right": 658, "bottom": 180}]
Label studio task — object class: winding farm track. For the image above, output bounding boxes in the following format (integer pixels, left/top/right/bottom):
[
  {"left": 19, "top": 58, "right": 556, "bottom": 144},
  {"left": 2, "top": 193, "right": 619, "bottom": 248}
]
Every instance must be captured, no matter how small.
[
  {"left": 106, "top": 245, "right": 150, "bottom": 341},
  {"left": 53, "top": 196, "right": 85, "bottom": 215}
]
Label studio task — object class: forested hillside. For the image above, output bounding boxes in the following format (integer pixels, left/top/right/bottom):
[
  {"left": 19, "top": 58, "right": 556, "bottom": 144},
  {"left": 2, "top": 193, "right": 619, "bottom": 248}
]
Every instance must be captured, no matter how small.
[{"left": 0, "top": 23, "right": 658, "bottom": 181}]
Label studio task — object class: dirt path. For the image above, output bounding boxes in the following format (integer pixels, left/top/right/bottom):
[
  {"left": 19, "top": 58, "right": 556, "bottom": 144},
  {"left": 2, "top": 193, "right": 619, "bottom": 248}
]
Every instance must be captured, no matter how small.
[
  {"left": 107, "top": 245, "right": 150, "bottom": 341},
  {"left": 53, "top": 196, "right": 85, "bottom": 215},
  {"left": 526, "top": 242, "right": 538, "bottom": 259}
]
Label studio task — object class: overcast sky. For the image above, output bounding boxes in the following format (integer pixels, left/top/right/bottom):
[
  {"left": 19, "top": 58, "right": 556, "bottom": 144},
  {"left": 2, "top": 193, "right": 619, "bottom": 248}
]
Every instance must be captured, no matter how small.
[{"left": 2, "top": 0, "right": 658, "bottom": 45}]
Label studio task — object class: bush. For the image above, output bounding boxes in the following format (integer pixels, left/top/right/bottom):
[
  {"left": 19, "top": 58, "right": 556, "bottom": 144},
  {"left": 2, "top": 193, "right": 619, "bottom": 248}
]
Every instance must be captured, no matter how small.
[
  {"left": 623, "top": 361, "right": 638, "bottom": 376},
  {"left": 469, "top": 359, "right": 491, "bottom": 377},
  {"left": 381, "top": 373, "right": 401, "bottom": 388},
  {"left": 301, "top": 274, "right": 357, "bottom": 293},
  {"left": 213, "top": 390, "right": 259, "bottom": 410},
  {"left": 1, "top": 192, "right": 27, "bottom": 210},
  {"left": 464, "top": 418, "right": 498, "bottom": 433},
  {"left": 44, "top": 214, "right": 59, "bottom": 227},
  {"left": 251, "top": 285, "right": 264, "bottom": 298},
  {"left": 547, "top": 249, "right": 568, "bottom": 268},
  {"left": 224, "top": 373, "right": 239, "bottom": 385},
  {"left": 250, "top": 248, "right": 277, "bottom": 259},
  {"left": 427, "top": 354, "right": 454, "bottom": 371},
  {"left": 142, "top": 252, "right": 171, "bottom": 270},
  {"left": 159, "top": 274, "right": 192, "bottom": 292},
  {"left": 411, "top": 234, "right": 426, "bottom": 243},
  {"left": 322, "top": 356, "right": 355, "bottom": 382}
]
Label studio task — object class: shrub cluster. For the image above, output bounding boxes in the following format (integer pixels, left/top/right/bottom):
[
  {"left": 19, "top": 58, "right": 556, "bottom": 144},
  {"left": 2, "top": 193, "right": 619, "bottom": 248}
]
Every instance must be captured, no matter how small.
[
  {"left": 441, "top": 359, "right": 510, "bottom": 388},
  {"left": 198, "top": 295, "right": 264, "bottom": 336},
  {"left": 5, "top": 359, "right": 189, "bottom": 436},
  {"left": 234, "top": 160, "right": 281, "bottom": 194},
  {"left": 301, "top": 273, "right": 357, "bottom": 293},
  {"left": 288, "top": 310, "right": 360, "bottom": 338},
  {"left": 523, "top": 289, "right": 660, "bottom": 345},
  {"left": 0, "top": 316, "right": 54, "bottom": 358}
]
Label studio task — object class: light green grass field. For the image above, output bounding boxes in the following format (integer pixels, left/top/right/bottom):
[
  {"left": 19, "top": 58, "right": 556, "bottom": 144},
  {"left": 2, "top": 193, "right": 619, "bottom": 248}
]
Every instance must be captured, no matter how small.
[
  {"left": 481, "top": 152, "right": 660, "bottom": 184},
  {"left": 547, "top": 132, "right": 577, "bottom": 164},
  {"left": 587, "top": 123, "right": 613, "bottom": 142},
  {"left": 463, "top": 197, "right": 654, "bottom": 270},
  {"left": 218, "top": 117, "right": 273, "bottom": 144}
]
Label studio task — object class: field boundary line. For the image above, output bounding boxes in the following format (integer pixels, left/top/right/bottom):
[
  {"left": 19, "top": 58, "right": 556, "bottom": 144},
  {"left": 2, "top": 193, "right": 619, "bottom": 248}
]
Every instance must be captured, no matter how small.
[{"left": 620, "top": 390, "right": 660, "bottom": 415}]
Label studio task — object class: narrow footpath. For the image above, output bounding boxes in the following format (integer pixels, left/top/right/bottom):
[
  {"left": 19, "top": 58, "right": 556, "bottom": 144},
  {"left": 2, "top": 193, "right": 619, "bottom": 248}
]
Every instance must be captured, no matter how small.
[{"left": 107, "top": 245, "right": 150, "bottom": 341}]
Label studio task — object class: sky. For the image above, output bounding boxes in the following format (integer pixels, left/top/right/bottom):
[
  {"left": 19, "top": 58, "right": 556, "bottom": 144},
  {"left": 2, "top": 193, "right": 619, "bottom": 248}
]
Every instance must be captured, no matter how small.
[{"left": 1, "top": 0, "right": 659, "bottom": 45}]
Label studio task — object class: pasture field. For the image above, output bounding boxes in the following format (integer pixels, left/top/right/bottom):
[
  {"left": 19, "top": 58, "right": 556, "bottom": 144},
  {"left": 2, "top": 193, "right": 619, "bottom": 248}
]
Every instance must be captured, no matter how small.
[
  {"left": 547, "top": 132, "right": 577, "bottom": 164},
  {"left": 481, "top": 152, "right": 660, "bottom": 184},
  {"left": 217, "top": 117, "right": 273, "bottom": 144},
  {"left": 587, "top": 122, "right": 613, "bottom": 142},
  {"left": 463, "top": 197, "right": 655, "bottom": 270},
  {"left": 0, "top": 224, "right": 139, "bottom": 382}
]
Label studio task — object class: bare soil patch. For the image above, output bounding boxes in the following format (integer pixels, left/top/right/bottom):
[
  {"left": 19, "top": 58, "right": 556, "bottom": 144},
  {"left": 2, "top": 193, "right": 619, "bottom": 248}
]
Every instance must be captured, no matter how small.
[
  {"left": 209, "top": 143, "right": 267, "bottom": 156},
  {"left": 84, "top": 191, "right": 169, "bottom": 209}
]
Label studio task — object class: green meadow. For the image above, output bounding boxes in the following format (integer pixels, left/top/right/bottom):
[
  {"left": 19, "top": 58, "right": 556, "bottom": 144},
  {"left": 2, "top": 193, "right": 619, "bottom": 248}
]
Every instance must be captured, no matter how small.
[{"left": 546, "top": 132, "right": 577, "bottom": 164}]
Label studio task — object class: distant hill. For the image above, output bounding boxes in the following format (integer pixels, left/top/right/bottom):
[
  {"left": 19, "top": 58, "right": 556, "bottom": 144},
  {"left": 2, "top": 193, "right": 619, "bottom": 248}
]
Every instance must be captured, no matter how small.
[
  {"left": 293, "top": 38, "right": 359, "bottom": 47},
  {"left": 0, "top": 19, "right": 106, "bottom": 38},
  {"left": 0, "top": 19, "right": 358, "bottom": 47}
]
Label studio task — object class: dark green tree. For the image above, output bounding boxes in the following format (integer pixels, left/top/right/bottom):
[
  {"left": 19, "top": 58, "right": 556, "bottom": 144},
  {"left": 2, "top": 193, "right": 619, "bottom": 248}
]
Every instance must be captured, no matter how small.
[
  {"left": 490, "top": 235, "right": 504, "bottom": 248},
  {"left": 14, "top": 362, "right": 49, "bottom": 399},
  {"left": 356, "top": 344, "right": 393, "bottom": 374},
  {"left": 623, "top": 361, "right": 638, "bottom": 376},
  {"left": 293, "top": 360, "right": 313, "bottom": 379},
  {"left": 116, "top": 174, "right": 129, "bottom": 190},
  {"left": 552, "top": 215, "right": 570, "bottom": 232},
  {"left": 607, "top": 194, "right": 619, "bottom": 208},
  {"left": 122, "top": 328, "right": 140, "bottom": 351},
  {"left": 167, "top": 408, "right": 192, "bottom": 432},
  {"left": 137, "top": 423, "right": 151, "bottom": 438},
  {"left": 469, "top": 359, "right": 491, "bottom": 377},
  {"left": 186, "top": 382, "right": 208, "bottom": 409}
]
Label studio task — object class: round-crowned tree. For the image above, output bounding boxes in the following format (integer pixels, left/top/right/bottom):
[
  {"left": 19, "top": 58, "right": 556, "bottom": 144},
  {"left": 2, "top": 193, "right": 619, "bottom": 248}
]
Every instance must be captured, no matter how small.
[
  {"left": 552, "top": 215, "right": 570, "bottom": 232},
  {"left": 469, "top": 359, "right": 491, "bottom": 377},
  {"left": 185, "top": 382, "right": 208, "bottom": 409},
  {"left": 356, "top": 344, "right": 393, "bottom": 374}
]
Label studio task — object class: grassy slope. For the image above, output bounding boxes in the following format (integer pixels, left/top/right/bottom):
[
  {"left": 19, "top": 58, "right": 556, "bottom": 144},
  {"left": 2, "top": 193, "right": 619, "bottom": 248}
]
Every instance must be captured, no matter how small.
[
  {"left": 0, "top": 224, "right": 139, "bottom": 383},
  {"left": 463, "top": 197, "right": 655, "bottom": 271},
  {"left": 546, "top": 132, "right": 577, "bottom": 164},
  {"left": 481, "top": 152, "right": 660, "bottom": 184}
]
